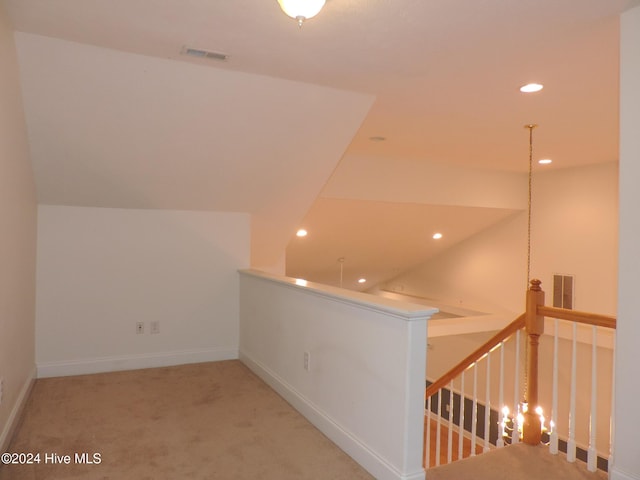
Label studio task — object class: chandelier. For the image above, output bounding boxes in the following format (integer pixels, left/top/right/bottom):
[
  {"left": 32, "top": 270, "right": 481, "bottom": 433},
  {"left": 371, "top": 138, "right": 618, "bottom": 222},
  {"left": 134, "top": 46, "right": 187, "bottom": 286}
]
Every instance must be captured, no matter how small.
[{"left": 277, "top": 0, "right": 326, "bottom": 27}]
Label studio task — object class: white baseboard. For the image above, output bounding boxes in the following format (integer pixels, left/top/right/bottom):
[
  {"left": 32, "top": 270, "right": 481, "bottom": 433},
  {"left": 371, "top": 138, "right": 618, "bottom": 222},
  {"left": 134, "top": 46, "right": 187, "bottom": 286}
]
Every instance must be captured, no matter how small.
[
  {"left": 0, "top": 367, "right": 36, "bottom": 453},
  {"left": 36, "top": 347, "right": 239, "bottom": 378},
  {"left": 610, "top": 467, "right": 640, "bottom": 480},
  {"left": 239, "top": 350, "right": 425, "bottom": 480}
]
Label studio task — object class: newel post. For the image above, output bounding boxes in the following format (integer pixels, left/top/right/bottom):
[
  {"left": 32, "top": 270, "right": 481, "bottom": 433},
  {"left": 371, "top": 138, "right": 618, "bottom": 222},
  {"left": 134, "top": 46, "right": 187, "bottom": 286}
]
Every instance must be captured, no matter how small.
[{"left": 523, "top": 278, "right": 545, "bottom": 445}]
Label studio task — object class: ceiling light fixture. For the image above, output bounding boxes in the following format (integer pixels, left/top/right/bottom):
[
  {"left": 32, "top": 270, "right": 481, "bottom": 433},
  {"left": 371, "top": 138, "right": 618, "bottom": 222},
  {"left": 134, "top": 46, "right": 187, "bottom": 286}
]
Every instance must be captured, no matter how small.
[
  {"left": 432, "top": 233, "right": 443, "bottom": 240},
  {"left": 538, "top": 159, "right": 552, "bottom": 165},
  {"left": 520, "top": 83, "right": 544, "bottom": 93},
  {"left": 277, "top": 0, "right": 326, "bottom": 27},
  {"left": 358, "top": 278, "right": 367, "bottom": 284},
  {"left": 296, "top": 229, "right": 308, "bottom": 237}
]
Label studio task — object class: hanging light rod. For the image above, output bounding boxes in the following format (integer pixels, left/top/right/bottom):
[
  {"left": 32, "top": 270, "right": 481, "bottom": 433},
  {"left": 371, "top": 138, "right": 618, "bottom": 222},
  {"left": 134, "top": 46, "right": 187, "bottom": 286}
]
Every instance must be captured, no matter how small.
[
  {"left": 277, "top": 0, "right": 326, "bottom": 27},
  {"left": 524, "top": 124, "right": 538, "bottom": 286}
]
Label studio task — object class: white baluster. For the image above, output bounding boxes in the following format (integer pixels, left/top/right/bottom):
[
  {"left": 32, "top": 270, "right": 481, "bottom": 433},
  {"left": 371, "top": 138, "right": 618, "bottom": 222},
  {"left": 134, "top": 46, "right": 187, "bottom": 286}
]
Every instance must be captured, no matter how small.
[
  {"left": 484, "top": 352, "right": 491, "bottom": 453},
  {"left": 497, "top": 342, "right": 505, "bottom": 448},
  {"left": 426, "top": 396, "right": 431, "bottom": 468},
  {"left": 471, "top": 363, "right": 478, "bottom": 456},
  {"left": 567, "top": 322, "right": 577, "bottom": 462},
  {"left": 550, "top": 318, "right": 559, "bottom": 454},
  {"left": 587, "top": 326, "right": 598, "bottom": 472},
  {"left": 436, "top": 390, "right": 442, "bottom": 466},
  {"left": 448, "top": 381, "right": 454, "bottom": 464},
  {"left": 609, "top": 334, "right": 616, "bottom": 471},
  {"left": 512, "top": 329, "right": 521, "bottom": 445},
  {"left": 458, "top": 371, "right": 465, "bottom": 460}
]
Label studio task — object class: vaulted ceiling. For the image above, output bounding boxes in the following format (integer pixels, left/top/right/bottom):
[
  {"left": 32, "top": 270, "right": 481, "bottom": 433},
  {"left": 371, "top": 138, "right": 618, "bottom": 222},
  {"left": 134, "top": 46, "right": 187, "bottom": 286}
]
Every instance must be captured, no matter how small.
[{"left": 4, "top": 0, "right": 637, "bottom": 289}]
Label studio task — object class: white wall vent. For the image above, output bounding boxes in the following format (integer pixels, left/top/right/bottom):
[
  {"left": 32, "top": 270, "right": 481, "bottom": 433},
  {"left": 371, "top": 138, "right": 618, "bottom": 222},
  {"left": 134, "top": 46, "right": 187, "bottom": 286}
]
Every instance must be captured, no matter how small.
[
  {"left": 181, "top": 46, "right": 228, "bottom": 61},
  {"left": 552, "top": 274, "right": 574, "bottom": 309}
]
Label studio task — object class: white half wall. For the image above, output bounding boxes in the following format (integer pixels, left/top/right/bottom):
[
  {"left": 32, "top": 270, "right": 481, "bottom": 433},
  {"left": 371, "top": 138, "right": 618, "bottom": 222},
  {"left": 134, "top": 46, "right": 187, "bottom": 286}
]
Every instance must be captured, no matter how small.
[
  {"left": 239, "top": 270, "right": 436, "bottom": 480},
  {"left": 36, "top": 206, "right": 250, "bottom": 377},
  {"left": 613, "top": 5, "right": 640, "bottom": 480},
  {"left": 0, "top": 4, "right": 37, "bottom": 452}
]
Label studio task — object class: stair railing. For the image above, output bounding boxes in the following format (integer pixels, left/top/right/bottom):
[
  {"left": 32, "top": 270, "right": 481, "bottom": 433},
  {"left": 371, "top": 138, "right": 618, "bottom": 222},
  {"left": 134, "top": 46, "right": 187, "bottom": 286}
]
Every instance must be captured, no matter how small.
[{"left": 425, "top": 279, "right": 617, "bottom": 472}]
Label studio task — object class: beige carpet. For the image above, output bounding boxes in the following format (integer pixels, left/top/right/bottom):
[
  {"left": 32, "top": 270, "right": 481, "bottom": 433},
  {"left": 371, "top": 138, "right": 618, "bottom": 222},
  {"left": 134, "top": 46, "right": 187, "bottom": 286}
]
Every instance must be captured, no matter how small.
[
  {"left": 0, "top": 360, "right": 374, "bottom": 480},
  {"left": 425, "top": 443, "right": 607, "bottom": 480}
]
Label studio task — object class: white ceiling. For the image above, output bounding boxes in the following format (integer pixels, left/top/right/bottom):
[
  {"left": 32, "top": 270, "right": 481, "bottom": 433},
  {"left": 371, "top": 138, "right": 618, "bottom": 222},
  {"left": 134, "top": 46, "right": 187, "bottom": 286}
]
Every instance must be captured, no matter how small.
[{"left": 4, "top": 0, "right": 636, "bottom": 288}]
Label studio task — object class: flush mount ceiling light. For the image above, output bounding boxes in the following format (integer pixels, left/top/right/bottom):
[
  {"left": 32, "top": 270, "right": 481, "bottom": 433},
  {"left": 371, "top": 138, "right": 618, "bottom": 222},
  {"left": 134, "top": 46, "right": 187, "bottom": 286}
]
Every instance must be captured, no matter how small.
[
  {"left": 520, "top": 83, "right": 544, "bottom": 93},
  {"left": 296, "top": 229, "right": 308, "bottom": 237},
  {"left": 538, "top": 159, "right": 553, "bottom": 165},
  {"left": 277, "top": 0, "right": 326, "bottom": 27},
  {"left": 358, "top": 278, "right": 367, "bottom": 284},
  {"left": 432, "top": 233, "right": 443, "bottom": 240}
]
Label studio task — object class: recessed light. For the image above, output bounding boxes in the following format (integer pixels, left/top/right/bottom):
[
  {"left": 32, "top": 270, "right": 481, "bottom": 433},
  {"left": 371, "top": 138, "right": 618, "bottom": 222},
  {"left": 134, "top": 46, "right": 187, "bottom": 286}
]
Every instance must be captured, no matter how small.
[
  {"left": 538, "top": 159, "right": 552, "bottom": 165},
  {"left": 520, "top": 83, "right": 543, "bottom": 93},
  {"left": 433, "top": 233, "right": 443, "bottom": 240},
  {"left": 296, "top": 229, "right": 308, "bottom": 237},
  {"left": 358, "top": 278, "right": 367, "bottom": 284}
]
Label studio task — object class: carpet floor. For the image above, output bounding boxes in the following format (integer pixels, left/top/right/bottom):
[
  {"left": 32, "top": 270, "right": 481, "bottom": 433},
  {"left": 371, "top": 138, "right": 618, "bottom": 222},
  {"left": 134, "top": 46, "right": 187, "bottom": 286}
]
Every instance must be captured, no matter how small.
[
  {"left": 0, "top": 360, "right": 374, "bottom": 480},
  {"left": 425, "top": 442, "right": 607, "bottom": 480}
]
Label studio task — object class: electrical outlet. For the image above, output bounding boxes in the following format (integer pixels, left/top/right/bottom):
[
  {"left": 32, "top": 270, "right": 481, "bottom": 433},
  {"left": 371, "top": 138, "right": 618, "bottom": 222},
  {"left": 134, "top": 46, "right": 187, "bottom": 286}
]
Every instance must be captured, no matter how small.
[
  {"left": 136, "top": 322, "right": 144, "bottom": 334},
  {"left": 150, "top": 321, "right": 160, "bottom": 334},
  {"left": 303, "top": 352, "right": 310, "bottom": 371}
]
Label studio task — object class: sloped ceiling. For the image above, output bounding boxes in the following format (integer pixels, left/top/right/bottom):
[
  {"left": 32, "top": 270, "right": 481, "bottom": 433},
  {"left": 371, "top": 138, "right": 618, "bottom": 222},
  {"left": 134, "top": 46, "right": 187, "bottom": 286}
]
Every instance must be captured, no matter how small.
[{"left": 4, "top": 0, "right": 638, "bottom": 287}]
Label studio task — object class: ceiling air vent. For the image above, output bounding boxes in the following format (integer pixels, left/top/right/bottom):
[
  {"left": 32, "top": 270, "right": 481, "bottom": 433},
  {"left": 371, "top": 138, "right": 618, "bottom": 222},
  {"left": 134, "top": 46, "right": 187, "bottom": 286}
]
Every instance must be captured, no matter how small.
[{"left": 181, "top": 46, "right": 228, "bottom": 62}]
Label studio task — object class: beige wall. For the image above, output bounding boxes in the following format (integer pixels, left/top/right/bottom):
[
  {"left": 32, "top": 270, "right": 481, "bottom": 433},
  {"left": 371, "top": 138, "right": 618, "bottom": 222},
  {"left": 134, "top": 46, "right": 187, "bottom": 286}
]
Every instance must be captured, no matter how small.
[
  {"left": 382, "top": 162, "right": 618, "bottom": 317},
  {"left": 530, "top": 162, "right": 618, "bottom": 315},
  {"left": 0, "top": 4, "right": 37, "bottom": 450},
  {"left": 380, "top": 211, "right": 526, "bottom": 316}
]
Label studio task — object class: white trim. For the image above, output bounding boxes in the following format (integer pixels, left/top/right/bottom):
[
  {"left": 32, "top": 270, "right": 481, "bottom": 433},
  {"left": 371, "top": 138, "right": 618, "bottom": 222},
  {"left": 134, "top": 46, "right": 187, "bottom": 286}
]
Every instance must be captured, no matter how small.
[
  {"left": 239, "top": 269, "right": 437, "bottom": 321},
  {"left": 0, "top": 367, "right": 36, "bottom": 452},
  {"left": 36, "top": 347, "right": 238, "bottom": 378},
  {"left": 240, "top": 350, "right": 425, "bottom": 480},
  {"left": 610, "top": 467, "right": 640, "bottom": 480}
]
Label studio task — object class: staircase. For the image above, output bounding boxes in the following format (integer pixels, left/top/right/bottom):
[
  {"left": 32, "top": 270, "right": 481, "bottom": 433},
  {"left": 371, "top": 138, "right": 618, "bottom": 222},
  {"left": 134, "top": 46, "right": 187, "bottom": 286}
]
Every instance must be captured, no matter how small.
[
  {"left": 427, "top": 443, "right": 607, "bottom": 480},
  {"left": 424, "top": 280, "right": 616, "bottom": 477}
]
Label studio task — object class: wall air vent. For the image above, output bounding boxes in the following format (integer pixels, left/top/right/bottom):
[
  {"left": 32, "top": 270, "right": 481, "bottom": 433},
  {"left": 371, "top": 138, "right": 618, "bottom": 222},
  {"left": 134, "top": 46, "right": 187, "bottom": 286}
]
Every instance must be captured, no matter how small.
[
  {"left": 553, "top": 274, "right": 574, "bottom": 309},
  {"left": 181, "top": 46, "right": 228, "bottom": 62}
]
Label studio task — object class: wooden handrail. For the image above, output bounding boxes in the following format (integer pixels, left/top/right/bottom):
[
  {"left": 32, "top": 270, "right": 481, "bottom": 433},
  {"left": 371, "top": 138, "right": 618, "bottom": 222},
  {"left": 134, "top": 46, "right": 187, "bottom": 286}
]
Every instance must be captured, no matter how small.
[
  {"left": 426, "top": 313, "right": 526, "bottom": 398},
  {"left": 425, "top": 279, "right": 618, "bottom": 454},
  {"left": 536, "top": 305, "right": 616, "bottom": 329}
]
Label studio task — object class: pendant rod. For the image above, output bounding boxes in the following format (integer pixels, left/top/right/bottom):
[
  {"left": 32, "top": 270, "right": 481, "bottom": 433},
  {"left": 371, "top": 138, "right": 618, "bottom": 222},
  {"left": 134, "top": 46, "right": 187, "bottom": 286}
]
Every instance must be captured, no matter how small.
[{"left": 525, "top": 124, "right": 537, "bottom": 287}]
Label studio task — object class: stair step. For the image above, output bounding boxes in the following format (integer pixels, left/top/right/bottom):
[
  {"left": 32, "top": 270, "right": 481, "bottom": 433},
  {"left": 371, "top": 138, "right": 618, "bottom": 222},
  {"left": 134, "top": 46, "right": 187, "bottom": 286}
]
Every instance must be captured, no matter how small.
[{"left": 426, "top": 443, "right": 607, "bottom": 480}]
